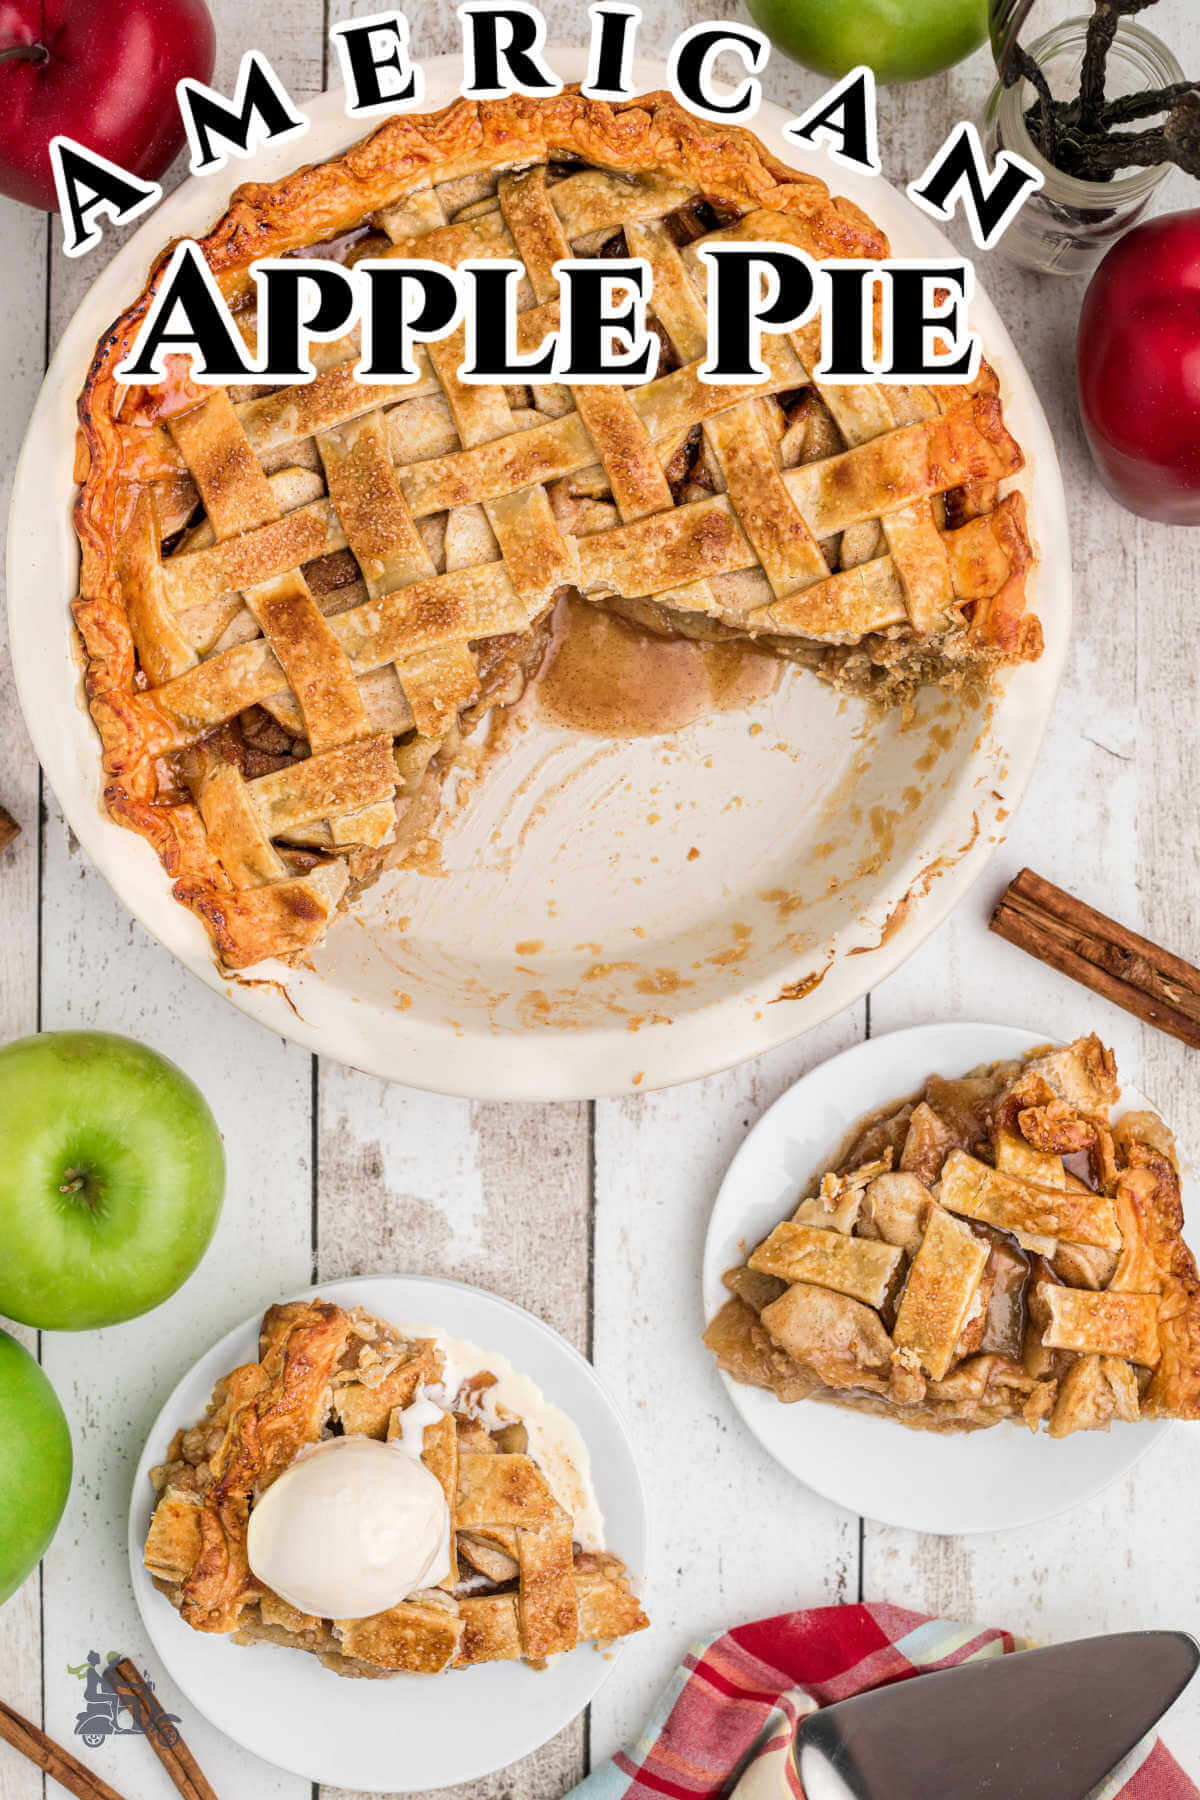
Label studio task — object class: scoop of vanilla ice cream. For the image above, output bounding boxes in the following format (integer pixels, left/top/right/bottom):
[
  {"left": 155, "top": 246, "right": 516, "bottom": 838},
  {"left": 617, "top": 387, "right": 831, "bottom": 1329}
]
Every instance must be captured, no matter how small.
[{"left": 247, "top": 1436, "right": 449, "bottom": 1619}]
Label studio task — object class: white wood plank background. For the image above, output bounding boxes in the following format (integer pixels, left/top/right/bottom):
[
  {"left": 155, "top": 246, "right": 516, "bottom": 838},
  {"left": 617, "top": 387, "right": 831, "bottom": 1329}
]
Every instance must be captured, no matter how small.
[{"left": 2, "top": 3, "right": 1199, "bottom": 1795}]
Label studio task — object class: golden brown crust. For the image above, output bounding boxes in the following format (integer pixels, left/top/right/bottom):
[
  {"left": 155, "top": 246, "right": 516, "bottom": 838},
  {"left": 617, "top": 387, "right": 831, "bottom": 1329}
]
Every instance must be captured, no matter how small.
[
  {"left": 181, "top": 1300, "right": 352, "bottom": 1632},
  {"left": 707, "top": 1037, "right": 1200, "bottom": 1437},
  {"left": 74, "top": 89, "right": 1035, "bottom": 969},
  {"left": 1125, "top": 1144, "right": 1200, "bottom": 1419},
  {"left": 74, "top": 92, "right": 891, "bottom": 968}
]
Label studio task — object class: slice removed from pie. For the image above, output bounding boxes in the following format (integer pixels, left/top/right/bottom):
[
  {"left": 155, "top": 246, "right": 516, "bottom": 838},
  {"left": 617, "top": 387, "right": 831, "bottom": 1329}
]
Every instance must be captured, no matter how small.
[{"left": 704, "top": 1034, "right": 1200, "bottom": 1436}]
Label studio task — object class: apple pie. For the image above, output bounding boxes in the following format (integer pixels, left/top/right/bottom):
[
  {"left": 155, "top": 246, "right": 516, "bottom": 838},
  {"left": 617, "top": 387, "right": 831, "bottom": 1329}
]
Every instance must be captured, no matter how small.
[
  {"left": 705, "top": 1035, "right": 1200, "bottom": 1436},
  {"left": 73, "top": 91, "right": 1040, "bottom": 970},
  {"left": 144, "top": 1298, "right": 647, "bottom": 1674}
]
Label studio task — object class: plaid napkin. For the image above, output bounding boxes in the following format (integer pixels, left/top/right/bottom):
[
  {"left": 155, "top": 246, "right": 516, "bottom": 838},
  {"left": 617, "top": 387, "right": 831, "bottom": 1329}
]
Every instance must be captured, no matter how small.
[{"left": 570, "top": 1603, "right": 1196, "bottom": 1799}]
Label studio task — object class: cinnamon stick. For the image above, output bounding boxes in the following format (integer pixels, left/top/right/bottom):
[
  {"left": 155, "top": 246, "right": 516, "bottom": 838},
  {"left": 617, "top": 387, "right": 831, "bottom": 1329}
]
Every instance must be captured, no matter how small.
[
  {"left": 0, "top": 1696, "right": 127, "bottom": 1800},
  {"left": 0, "top": 806, "right": 17, "bottom": 852},
  {"left": 990, "top": 868, "right": 1200, "bottom": 1049},
  {"left": 105, "top": 1660, "right": 218, "bottom": 1800}
]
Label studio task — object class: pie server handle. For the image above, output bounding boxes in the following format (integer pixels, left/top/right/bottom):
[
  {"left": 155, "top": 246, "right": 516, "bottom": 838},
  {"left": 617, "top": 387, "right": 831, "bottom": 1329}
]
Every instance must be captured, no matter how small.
[{"left": 795, "top": 1630, "right": 1199, "bottom": 1800}]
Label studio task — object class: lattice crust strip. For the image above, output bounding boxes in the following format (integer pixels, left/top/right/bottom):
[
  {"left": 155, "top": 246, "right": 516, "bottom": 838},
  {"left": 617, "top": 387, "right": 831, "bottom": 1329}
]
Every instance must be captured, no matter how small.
[
  {"left": 705, "top": 1035, "right": 1200, "bottom": 1438},
  {"left": 73, "top": 92, "right": 1040, "bottom": 969}
]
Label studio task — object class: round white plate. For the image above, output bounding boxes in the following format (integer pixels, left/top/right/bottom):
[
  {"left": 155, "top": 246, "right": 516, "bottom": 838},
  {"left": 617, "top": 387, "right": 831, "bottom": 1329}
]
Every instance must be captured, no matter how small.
[
  {"left": 128, "top": 1274, "right": 649, "bottom": 1791},
  {"left": 8, "top": 55, "right": 1071, "bottom": 1099},
  {"left": 702, "top": 1023, "right": 1186, "bottom": 1535}
]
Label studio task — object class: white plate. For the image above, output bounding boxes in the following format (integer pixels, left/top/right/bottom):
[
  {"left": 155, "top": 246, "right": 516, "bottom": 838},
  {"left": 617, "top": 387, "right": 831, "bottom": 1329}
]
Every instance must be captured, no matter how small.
[
  {"left": 702, "top": 1023, "right": 1185, "bottom": 1535},
  {"left": 128, "top": 1274, "right": 649, "bottom": 1791},
  {"left": 7, "top": 55, "right": 1071, "bottom": 1099}
]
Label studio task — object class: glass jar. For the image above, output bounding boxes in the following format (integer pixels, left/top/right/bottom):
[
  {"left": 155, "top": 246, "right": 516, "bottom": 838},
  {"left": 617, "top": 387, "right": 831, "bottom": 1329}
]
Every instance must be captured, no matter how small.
[{"left": 984, "top": 17, "right": 1184, "bottom": 276}]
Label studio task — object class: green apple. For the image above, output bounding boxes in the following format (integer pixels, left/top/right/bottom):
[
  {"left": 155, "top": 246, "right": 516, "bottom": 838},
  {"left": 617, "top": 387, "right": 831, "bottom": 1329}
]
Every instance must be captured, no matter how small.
[
  {"left": 0, "top": 1032, "right": 224, "bottom": 1331},
  {"left": 746, "top": 0, "right": 987, "bottom": 85},
  {"left": 0, "top": 1330, "right": 72, "bottom": 1603}
]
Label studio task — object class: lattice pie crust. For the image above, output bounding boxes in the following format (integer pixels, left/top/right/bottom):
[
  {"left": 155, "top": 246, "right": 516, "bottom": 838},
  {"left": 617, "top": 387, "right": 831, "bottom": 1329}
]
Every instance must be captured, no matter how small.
[
  {"left": 705, "top": 1035, "right": 1200, "bottom": 1435},
  {"left": 144, "top": 1298, "right": 647, "bottom": 1674},
  {"left": 74, "top": 93, "right": 1041, "bottom": 970}
]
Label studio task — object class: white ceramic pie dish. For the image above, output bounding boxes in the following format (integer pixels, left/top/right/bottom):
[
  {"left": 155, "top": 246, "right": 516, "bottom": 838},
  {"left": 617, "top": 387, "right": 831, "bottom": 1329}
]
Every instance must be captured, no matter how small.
[
  {"left": 128, "top": 1274, "right": 649, "bottom": 1791},
  {"left": 702, "top": 1023, "right": 1192, "bottom": 1536},
  {"left": 7, "top": 55, "right": 1071, "bottom": 1099}
]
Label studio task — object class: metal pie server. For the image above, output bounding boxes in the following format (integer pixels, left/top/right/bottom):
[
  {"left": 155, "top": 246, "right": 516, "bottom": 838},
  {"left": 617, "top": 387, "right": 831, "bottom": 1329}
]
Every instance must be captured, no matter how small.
[{"left": 797, "top": 1631, "right": 1199, "bottom": 1800}]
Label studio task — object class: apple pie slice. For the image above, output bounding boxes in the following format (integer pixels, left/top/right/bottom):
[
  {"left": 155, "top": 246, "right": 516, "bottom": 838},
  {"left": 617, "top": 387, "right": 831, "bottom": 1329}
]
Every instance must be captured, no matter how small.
[
  {"left": 705, "top": 1035, "right": 1200, "bottom": 1436},
  {"left": 145, "top": 1298, "right": 647, "bottom": 1675}
]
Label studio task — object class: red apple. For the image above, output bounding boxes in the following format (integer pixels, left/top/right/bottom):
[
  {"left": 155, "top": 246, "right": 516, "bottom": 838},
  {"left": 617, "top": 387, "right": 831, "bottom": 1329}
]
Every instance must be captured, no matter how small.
[
  {"left": 1077, "top": 210, "right": 1200, "bottom": 525},
  {"left": 0, "top": 0, "right": 216, "bottom": 212}
]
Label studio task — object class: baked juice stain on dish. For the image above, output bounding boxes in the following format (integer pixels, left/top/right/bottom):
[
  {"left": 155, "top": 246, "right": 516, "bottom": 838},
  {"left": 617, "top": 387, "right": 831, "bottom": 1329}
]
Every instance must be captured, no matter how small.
[
  {"left": 533, "top": 595, "right": 780, "bottom": 738},
  {"left": 847, "top": 813, "right": 983, "bottom": 957},
  {"left": 771, "top": 954, "right": 835, "bottom": 1004}
]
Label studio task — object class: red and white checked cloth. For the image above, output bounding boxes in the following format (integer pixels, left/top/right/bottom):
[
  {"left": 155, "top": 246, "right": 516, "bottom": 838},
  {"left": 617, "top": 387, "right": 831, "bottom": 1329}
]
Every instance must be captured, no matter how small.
[{"left": 569, "top": 1603, "right": 1196, "bottom": 1800}]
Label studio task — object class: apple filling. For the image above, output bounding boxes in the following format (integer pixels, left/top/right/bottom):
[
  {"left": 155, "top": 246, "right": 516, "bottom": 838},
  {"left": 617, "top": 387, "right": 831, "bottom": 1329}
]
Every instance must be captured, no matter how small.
[{"left": 705, "top": 1035, "right": 1200, "bottom": 1437}]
